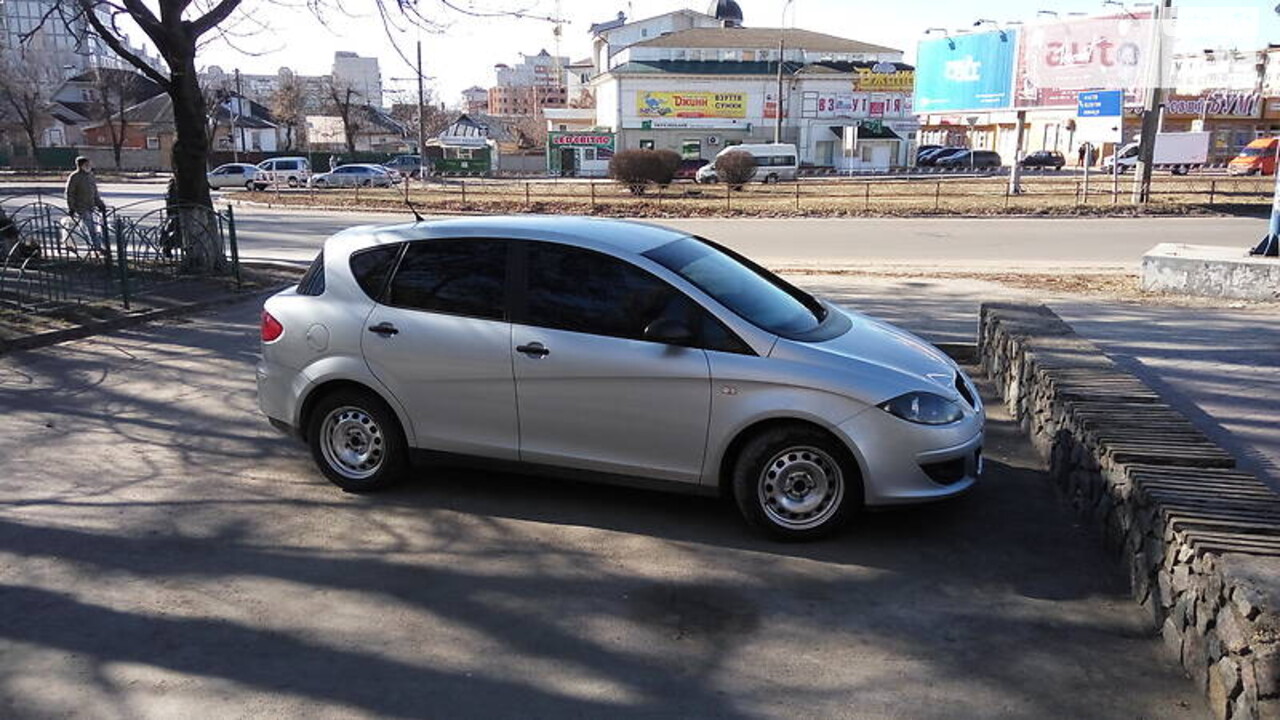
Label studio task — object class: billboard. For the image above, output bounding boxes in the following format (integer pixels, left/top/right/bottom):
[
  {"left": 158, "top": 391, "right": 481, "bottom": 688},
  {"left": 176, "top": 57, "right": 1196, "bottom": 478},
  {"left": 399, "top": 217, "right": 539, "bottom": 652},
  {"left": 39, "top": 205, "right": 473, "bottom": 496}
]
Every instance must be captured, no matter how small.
[
  {"left": 636, "top": 92, "right": 747, "bottom": 119},
  {"left": 853, "top": 64, "right": 915, "bottom": 92},
  {"left": 1014, "top": 14, "right": 1154, "bottom": 108},
  {"left": 914, "top": 30, "right": 1017, "bottom": 113}
]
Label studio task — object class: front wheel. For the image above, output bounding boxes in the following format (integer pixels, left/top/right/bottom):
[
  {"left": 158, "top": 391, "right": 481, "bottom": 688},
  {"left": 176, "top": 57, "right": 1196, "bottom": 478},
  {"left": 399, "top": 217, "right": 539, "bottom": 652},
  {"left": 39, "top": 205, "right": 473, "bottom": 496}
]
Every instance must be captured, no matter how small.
[
  {"left": 245, "top": 180, "right": 256, "bottom": 191},
  {"left": 764, "top": 173, "right": 779, "bottom": 184},
  {"left": 307, "top": 389, "right": 408, "bottom": 492},
  {"left": 288, "top": 177, "right": 300, "bottom": 188},
  {"left": 732, "top": 427, "right": 860, "bottom": 541}
]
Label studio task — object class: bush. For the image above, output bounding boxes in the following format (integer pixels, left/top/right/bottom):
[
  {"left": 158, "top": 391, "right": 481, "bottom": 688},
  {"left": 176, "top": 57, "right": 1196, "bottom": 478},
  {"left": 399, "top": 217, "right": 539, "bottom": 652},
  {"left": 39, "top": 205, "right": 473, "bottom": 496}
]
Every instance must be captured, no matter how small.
[
  {"left": 716, "top": 150, "right": 758, "bottom": 188},
  {"left": 609, "top": 149, "right": 682, "bottom": 194}
]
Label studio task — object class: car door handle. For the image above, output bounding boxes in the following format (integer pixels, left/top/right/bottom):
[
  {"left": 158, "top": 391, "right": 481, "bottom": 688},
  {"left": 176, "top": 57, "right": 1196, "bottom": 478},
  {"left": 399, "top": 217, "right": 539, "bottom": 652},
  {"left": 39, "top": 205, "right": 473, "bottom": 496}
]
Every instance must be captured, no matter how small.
[
  {"left": 368, "top": 322, "right": 399, "bottom": 337},
  {"left": 516, "top": 342, "right": 550, "bottom": 358}
]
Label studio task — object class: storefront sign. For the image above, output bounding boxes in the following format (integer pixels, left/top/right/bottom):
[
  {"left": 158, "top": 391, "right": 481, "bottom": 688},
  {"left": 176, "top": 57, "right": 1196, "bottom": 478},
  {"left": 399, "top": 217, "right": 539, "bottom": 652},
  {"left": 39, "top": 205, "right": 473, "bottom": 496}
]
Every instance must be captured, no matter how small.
[
  {"left": 637, "top": 92, "right": 747, "bottom": 119},
  {"left": 914, "top": 30, "right": 1017, "bottom": 112},
  {"left": 1163, "top": 92, "right": 1262, "bottom": 119},
  {"left": 548, "top": 133, "right": 616, "bottom": 149},
  {"left": 853, "top": 67, "right": 915, "bottom": 93}
]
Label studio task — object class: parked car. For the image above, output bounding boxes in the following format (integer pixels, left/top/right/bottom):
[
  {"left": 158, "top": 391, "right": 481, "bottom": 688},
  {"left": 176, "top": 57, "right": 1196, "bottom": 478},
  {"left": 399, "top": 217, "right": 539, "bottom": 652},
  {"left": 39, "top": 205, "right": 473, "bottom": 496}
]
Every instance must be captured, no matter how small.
[
  {"left": 207, "top": 163, "right": 261, "bottom": 190},
  {"left": 1020, "top": 151, "right": 1066, "bottom": 170},
  {"left": 256, "top": 216, "right": 984, "bottom": 541},
  {"left": 915, "top": 145, "right": 942, "bottom": 163},
  {"left": 917, "top": 147, "right": 966, "bottom": 167},
  {"left": 309, "top": 164, "right": 394, "bottom": 189},
  {"left": 254, "top": 156, "right": 312, "bottom": 190},
  {"left": 383, "top": 155, "right": 424, "bottom": 178},
  {"left": 936, "top": 150, "right": 1003, "bottom": 169},
  {"left": 675, "top": 158, "right": 710, "bottom": 180},
  {"left": 379, "top": 165, "right": 404, "bottom": 184}
]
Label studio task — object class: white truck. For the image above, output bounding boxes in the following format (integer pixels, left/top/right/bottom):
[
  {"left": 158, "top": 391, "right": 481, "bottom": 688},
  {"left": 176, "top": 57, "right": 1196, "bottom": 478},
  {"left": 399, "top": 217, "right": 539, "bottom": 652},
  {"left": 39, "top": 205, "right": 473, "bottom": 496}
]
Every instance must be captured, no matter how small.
[{"left": 1102, "top": 131, "right": 1211, "bottom": 175}]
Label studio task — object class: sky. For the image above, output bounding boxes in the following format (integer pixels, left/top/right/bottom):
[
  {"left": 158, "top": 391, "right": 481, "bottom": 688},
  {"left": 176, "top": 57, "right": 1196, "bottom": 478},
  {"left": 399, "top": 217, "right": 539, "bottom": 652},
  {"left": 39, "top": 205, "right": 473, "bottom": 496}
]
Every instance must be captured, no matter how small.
[{"left": 193, "top": 0, "right": 1280, "bottom": 105}]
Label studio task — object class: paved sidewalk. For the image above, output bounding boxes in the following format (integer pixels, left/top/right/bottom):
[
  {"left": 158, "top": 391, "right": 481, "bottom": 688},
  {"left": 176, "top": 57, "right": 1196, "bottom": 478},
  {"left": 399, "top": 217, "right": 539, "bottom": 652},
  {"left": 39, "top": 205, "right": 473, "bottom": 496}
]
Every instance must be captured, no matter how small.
[{"left": 788, "top": 273, "right": 1280, "bottom": 492}]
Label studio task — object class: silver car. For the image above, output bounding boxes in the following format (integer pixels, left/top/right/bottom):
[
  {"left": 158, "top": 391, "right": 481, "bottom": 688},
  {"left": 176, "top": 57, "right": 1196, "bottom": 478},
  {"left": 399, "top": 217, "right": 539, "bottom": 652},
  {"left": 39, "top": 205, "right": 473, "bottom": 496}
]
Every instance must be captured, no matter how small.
[
  {"left": 310, "top": 164, "right": 393, "bottom": 189},
  {"left": 256, "top": 217, "right": 983, "bottom": 540},
  {"left": 207, "top": 163, "right": 260, "bottom": 190}
]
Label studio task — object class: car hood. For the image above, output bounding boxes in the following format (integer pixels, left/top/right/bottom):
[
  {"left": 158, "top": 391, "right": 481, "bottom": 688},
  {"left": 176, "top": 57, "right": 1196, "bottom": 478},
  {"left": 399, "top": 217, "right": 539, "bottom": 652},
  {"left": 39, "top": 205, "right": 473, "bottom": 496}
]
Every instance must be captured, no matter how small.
[{"left": 769, "top": 306, "right": 963, "bottom": 403}]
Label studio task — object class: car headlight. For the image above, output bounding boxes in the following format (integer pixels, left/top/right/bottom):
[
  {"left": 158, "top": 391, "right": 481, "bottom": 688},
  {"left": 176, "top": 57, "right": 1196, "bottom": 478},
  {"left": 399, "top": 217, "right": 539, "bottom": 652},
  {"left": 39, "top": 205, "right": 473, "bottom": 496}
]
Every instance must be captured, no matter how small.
[{"left": 878, "top": 392, "right": 964, "bottom": 425}]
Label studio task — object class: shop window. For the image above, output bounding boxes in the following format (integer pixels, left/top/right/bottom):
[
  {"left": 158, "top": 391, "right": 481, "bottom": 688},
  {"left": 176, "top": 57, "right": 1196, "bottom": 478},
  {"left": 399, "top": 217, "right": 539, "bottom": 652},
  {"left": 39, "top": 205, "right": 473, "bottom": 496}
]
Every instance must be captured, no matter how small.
[
  {"left": 680, "top": 140, "right": 701, "bottom": 160},
  {"left": 583, "top": 148, "right": 597, "bottom": 161},
  {"left": 146, "top": 137, "right": 160, "bottom": 150},
  {"left": 639, "top": 139, "right": 655, "bottom": 150},
  {"left": 860, "top": 145, "right": 873, "bottom": 162}
]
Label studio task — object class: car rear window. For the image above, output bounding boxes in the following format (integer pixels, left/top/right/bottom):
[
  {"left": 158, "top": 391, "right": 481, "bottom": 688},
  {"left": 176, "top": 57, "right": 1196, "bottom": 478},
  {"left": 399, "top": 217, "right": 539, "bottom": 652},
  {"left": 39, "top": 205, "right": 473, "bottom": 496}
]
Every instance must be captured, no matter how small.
[
  {"left": 349, "top": 244, "right": 402, "bottom": 301},
  {"left": 387, "top": 239, "right": 507, "bottom": 320},
  {"left": 297, "top": 251, "right": 325, "bottom": 296}
]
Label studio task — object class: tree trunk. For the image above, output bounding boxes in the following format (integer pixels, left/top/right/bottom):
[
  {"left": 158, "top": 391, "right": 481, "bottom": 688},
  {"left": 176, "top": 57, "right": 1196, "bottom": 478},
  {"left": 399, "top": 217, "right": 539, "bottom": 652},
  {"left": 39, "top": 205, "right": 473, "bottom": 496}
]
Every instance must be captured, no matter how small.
[
  {"left": 24, "top": 125, "right": 39, "bottom": 169},
  {"left": 168, "top": 51, "right": 226, "bottom": 273}
]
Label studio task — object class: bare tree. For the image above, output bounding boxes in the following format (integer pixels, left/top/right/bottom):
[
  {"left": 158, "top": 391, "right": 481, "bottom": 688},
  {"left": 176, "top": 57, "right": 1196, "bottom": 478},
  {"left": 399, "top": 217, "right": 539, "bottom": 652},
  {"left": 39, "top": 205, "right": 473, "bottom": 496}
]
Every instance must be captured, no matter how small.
[
  {"left": 94, "top": 69, "right": 151, "bottom": 169},
  {"left": 270, "top": 71, "right": 305, "bottom": 152},
  {"left": 326, "top": 80, "right": 362, "bottom": 155},
  {"left": 0, "top": 52, "right": 51, "bottom": 167}
]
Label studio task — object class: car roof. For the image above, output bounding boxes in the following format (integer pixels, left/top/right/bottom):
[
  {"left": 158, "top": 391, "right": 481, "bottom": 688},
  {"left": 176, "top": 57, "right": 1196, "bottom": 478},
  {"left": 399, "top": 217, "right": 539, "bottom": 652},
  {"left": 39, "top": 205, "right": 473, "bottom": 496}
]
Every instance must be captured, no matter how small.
[{"left": 326, "top": 216, "right": 690, "bottom": 259}]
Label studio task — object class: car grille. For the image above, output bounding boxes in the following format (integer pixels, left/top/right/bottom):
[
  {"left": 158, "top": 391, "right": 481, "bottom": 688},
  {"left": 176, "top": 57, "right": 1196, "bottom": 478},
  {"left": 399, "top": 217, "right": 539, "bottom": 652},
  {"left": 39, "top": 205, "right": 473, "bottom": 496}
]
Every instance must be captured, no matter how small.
[{"left": 954, "top": 372, "right": 976, "bottom": 408}]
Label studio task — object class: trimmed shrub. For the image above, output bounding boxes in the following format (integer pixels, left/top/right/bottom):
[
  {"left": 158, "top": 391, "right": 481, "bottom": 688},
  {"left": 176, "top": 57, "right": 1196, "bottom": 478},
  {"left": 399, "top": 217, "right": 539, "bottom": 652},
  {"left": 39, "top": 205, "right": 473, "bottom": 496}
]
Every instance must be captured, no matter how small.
[
  {"left": 609, "top": 149, "right": 683, "bottom": 194},
  {"left": 716, "top": 150, "right": 758, "bottom": 189}
]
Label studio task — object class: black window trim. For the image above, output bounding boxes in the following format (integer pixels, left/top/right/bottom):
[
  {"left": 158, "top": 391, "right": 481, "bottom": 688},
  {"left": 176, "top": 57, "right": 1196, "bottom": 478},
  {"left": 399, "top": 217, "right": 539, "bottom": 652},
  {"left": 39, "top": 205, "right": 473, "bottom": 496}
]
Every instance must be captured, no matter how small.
[{"left": 510, "top": 239, "right": 755, "bottom": 355}]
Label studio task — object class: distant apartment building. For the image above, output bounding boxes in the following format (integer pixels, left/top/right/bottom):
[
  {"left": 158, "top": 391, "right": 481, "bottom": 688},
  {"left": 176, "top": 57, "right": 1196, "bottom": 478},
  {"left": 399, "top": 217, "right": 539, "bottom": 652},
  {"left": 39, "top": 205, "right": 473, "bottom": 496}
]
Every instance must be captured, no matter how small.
[
  {"left": 0, "top": 0, "right": 159, "bottom": 80},
  {"left": 488, "top": 49, "right": 569, "bottom": 117},
  {"left": 209, "top": 52, "right": 385, "bottom": 112},
  {"left": 461, "top": 86, "right": 490, "bottom": 115}
]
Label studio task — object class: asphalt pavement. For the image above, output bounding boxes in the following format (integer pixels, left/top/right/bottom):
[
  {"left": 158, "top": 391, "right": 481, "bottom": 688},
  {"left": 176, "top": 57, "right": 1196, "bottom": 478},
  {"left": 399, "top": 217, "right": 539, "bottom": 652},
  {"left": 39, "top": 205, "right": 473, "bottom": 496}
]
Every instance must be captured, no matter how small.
[{"left": 0, "top": 296, "right": 1205, "bottom": 719}]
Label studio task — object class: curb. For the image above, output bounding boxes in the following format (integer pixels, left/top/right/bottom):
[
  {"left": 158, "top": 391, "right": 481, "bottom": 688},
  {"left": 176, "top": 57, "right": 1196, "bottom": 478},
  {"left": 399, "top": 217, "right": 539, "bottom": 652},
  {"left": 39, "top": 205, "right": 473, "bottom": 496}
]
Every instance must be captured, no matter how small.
[{"left": 0, "top": 285, "right": 286, "bottom": 356}]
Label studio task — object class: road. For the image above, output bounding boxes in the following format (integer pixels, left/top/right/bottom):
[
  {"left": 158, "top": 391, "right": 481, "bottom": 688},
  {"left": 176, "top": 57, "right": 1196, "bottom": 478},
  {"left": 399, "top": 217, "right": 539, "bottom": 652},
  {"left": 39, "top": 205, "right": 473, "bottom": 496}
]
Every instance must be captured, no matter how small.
[
  {"left": 0, "top": 297, "right": 1204, "bottom": 719},
  {"left": 7, "top": 182, "right": 1262, "bottom": 269}
]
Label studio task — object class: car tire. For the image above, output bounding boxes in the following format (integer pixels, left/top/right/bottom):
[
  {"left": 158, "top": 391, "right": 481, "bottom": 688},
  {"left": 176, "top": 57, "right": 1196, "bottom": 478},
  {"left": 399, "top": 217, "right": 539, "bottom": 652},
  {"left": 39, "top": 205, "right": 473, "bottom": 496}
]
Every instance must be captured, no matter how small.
[
  {"left": 764, "top": 173, "right": 779, "bottom": 184},
  {"left": 315, "top": 179, "right": 328, "bottom": 189},
  {"left": 245, "top": 180, "right": 256, "bottom": 191},
  {"left": 731, "top": 425, "right": 861, "bottom": 541},
  {"left": 307, "top": 388, "right": 408, "bottom": 492},
  {"left": 288, "top": 177, "right": 300, "bottom": 188}
]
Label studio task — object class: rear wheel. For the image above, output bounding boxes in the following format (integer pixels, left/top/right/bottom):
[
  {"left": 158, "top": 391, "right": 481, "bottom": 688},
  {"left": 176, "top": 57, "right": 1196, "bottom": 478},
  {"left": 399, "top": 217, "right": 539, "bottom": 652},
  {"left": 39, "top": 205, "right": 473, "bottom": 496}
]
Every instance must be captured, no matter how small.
[
  {"left": 245, "top": 180, "right": 255, "bottom": 191},
  {"left": 732, "top": 426, "right": 861, "bottom": 541},
  {"left": 288, "top": 177, "right": 300, "bottom": 188},
  {"left": 764, "top": 173, "right": 779, "bottom": 184},
  {"left": 307, "top": 389, "right": 408, "bottom": 492}
]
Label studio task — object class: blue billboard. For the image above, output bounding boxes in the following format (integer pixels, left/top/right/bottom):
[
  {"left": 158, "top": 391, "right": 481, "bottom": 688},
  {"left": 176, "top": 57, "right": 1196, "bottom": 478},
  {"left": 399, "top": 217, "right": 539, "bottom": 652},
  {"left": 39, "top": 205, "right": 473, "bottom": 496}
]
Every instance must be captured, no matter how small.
[{"left": 914, "top": 30, "right": 1018, "bottom": 113}]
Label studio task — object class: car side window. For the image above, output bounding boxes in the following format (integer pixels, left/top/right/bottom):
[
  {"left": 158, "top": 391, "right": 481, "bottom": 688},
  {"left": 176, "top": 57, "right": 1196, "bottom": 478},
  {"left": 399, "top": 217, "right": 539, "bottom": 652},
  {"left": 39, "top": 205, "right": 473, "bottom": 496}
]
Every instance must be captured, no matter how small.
[
  {"left": 524, "top": 242, "right": 749, "bottom": 352},
  {"left": 350, "top": 244, "right": 402, "bottom": 301},
  {"left": 387, "top": 239, "right": 507, "bottom": 321}
]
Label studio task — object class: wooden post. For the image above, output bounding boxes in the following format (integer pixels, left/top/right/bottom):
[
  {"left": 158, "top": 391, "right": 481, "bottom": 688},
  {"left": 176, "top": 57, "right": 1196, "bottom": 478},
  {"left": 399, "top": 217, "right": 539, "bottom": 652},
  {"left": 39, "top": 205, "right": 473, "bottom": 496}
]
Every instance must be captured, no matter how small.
[
  {"left": 525, "top": 182, "right": 531, "bottom": 207},
  {"left": 864, "top": 182, "right": 870, "bottom": 211},
  {"left": 1209, "top": 180, "right": 1217, "bottom": 207},
  {"left": 794, "top": 180, "right": 800, "bottom": 210},
  {"left": 461, "top": 180, "right": 467, "bottom": 205},
  {"left": 934, "top": 181, "right": 941, "bottom": 211},
  {"left": 590, "top": 180, "right": 596, "bottom": 210}
]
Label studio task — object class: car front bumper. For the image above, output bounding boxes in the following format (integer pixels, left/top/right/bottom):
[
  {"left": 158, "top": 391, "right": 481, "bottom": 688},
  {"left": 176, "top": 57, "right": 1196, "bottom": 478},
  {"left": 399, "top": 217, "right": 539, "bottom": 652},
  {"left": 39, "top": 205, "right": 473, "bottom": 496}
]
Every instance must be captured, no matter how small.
[{"left": 836, "top": 407, "right": 983, "bottom": 507}]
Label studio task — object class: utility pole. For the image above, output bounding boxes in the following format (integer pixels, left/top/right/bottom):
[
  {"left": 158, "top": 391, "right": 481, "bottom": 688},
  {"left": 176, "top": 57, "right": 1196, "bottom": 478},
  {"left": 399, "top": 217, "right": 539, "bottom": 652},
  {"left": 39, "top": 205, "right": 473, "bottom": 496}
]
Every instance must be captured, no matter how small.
[
  {"left": 1008, "top": 109, "right": 1026, "bottom": 195},
  {"left": 417, "top": 40, "right": 427, "bottom": 188},
  {"left": 234, "top": 68, "right": 245, "bottom": 161},
  {"left": 1132, "top": 0, "right": 1171, "bottom": 203},
  {"left": 774, "top": 39, "right": 785, "bottom": 143}
]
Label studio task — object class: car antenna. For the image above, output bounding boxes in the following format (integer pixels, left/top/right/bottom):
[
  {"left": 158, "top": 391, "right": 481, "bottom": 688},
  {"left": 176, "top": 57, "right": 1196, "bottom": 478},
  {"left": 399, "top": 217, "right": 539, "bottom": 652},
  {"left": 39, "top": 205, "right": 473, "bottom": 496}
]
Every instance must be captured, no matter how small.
[{"left": 404, "top": 197, "right": 424, "bottom": 223}]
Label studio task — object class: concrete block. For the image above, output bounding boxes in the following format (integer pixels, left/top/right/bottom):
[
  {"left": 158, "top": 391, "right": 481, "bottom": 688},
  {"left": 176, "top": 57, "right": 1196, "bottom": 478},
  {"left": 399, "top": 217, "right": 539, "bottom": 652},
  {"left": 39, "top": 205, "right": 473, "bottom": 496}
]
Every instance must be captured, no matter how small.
[{"left": 1142, "top": 243, "right": 1280, "bottom": 301}]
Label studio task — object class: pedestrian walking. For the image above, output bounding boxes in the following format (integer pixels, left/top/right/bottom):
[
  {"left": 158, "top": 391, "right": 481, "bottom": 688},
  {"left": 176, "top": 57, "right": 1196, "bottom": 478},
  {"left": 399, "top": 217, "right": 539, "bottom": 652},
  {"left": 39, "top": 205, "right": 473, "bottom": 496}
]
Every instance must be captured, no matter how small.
[
  {"left": 329, "top": 155, "right": 337, "bottom": 172},
  {"left": 64, "top": 156, "right": 107, "bottom": 255}
]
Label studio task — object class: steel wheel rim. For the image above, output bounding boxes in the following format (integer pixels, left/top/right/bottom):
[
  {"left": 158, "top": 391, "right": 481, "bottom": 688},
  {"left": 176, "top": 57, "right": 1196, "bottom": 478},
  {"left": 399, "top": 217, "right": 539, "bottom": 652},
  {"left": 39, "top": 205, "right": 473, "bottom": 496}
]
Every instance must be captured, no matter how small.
[
  {"left": 319, "top": 406, "right": 385, "bottom": 480},
  {"left": 758, "top": 445, "right": 844, "bottom": 531}
]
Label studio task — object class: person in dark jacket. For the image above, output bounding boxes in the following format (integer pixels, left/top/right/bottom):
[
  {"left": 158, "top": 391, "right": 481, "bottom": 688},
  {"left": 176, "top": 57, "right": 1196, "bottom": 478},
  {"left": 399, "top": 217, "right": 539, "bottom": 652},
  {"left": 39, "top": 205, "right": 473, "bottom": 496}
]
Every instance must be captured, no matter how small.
[{"left": 64, "top": 156, "right": 107, "bottom": 253}]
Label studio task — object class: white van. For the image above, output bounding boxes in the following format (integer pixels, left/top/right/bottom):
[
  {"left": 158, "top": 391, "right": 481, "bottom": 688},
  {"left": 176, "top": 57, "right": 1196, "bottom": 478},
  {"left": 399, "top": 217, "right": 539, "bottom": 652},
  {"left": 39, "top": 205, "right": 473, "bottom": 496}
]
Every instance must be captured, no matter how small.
[
  {"left": 696, "top": 143, "right": 799, "bottom": 184},
  {"left": 254, "top": 157, "right": 312, "bottom": 189}
]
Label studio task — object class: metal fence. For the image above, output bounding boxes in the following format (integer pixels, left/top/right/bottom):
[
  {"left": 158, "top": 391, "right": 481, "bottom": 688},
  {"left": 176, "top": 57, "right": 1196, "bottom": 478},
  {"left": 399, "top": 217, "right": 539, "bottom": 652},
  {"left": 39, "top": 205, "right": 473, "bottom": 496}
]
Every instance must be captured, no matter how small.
[{"left": 0, "top": 194, "right": 240, "bottom": 312}]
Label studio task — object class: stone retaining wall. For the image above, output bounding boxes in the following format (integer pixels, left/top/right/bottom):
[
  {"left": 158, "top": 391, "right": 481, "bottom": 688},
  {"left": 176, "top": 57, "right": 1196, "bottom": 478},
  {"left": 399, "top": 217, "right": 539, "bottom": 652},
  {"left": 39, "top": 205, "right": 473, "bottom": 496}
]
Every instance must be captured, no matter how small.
[{"left": 980, "top": 302, "right": 1280, "bottom": 720}]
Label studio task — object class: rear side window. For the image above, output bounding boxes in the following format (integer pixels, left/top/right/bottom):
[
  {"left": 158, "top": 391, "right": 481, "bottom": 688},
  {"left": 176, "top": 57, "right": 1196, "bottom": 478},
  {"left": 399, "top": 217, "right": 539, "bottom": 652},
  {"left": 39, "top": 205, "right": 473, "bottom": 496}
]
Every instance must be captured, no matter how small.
[
  {"left": 387, "top": 239, "right": 507, "bottom": 320},
  {"left": 279, "top": 161, "right": 297, "bottom": 171},
  {"left": 297, "top": 251, "right": 325, "bottom": 296},
  {"left": 349, "top": 244, "right": 401, "bottom": 301}
]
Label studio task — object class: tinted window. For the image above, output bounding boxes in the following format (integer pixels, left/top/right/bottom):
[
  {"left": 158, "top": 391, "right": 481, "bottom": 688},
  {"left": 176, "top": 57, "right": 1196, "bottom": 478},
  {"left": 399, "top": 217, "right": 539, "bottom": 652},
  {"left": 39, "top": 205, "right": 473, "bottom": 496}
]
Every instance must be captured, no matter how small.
[
  {"left": 297, "top": 251, "right": 325, "bottom": 296},
  {"left": 387, "top": 239, "right": 507, "bottom": 320},
  {"left": 280, "top": 161, "right": 298, "bottom": 171},
  {"left": 645, "top": 237, "right": 825, "bottom": 337},
  {"left": 227, "top": 166, "right": 243, "bottom": 175},
  {"left": 349, "top": 244, "right": 401, "bottom": 301},
  {"left": 525, "top": 243, "right": 746, "bottom": 351}
]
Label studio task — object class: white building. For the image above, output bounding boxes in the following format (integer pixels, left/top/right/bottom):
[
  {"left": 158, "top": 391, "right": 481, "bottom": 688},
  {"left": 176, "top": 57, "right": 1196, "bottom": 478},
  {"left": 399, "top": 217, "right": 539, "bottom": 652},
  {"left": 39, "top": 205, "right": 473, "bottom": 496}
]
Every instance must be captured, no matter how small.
[
  {"left": 333, "top": 51, "right": 383, "bottom": 108},
  {"left": 592, "top": 23, "right": 916, "bottom": 171}
]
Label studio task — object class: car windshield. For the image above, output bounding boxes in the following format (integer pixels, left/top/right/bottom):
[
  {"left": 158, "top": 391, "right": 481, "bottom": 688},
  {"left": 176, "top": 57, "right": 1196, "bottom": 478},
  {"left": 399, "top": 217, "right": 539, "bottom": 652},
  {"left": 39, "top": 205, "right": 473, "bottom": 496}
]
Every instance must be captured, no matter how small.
[
  {"left": 644, "top": 236, "right": 826, "bottom": 336},
  {"left": 1241, "top": 147, "right": 1272, "bottom": 157}
]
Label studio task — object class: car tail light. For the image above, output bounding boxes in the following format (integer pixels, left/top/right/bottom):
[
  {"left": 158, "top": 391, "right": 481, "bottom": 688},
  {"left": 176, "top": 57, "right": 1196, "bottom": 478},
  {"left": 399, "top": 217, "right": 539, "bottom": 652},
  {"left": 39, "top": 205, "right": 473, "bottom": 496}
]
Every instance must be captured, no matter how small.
[{"left": 261, "top": 310, "right": 284, "bottom": 342}]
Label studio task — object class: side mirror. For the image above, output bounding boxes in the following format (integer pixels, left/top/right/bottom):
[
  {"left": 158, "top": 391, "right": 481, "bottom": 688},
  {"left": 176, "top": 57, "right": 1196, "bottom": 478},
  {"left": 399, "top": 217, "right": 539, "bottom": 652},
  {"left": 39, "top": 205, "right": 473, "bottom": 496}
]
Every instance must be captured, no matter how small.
[{"left": 643, "top": 318, "right": 695, "bottom": 346}]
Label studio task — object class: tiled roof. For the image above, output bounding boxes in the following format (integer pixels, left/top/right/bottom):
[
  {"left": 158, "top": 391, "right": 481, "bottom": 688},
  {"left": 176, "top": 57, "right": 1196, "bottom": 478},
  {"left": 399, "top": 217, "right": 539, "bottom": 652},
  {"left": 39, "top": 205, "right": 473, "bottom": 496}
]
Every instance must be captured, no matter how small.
[{"left": 631, "top": 27, "right": 899, "bottom": 55}]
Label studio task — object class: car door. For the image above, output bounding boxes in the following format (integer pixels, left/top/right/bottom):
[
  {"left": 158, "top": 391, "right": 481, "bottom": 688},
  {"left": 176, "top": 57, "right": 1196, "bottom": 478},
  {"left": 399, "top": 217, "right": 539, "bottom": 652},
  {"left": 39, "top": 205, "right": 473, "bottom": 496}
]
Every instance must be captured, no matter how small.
[
  {"left": 511, "top": 241, "right": 715, "bottom": 484},
  {"left": 360, "top": 238, "right": 519, "bottom": 460}
]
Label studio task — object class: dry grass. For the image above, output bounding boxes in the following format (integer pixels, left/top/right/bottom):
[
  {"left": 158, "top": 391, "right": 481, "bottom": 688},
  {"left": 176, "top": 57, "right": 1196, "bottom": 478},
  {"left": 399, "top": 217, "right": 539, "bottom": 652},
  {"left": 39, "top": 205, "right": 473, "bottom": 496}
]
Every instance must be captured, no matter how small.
[{"left": 243, "top": 174, "right": 1272, "bottom": 219}]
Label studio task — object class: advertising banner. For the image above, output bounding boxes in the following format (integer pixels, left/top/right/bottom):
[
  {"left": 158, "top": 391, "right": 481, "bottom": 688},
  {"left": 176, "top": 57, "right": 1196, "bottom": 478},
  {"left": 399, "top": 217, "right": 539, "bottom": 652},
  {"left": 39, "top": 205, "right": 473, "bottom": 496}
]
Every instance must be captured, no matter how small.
[
  {"left": 548, "top": 133, "right": 616, "bottom": 150},
  {"left": 637, "top": 91, "right": 747, "bottom": 119},
  {"left": 1015, "top": 14, "right": 1154, "bottom": 108},
  {"left": 914, "top": 30, "right": 1017, "bottom": 113}
]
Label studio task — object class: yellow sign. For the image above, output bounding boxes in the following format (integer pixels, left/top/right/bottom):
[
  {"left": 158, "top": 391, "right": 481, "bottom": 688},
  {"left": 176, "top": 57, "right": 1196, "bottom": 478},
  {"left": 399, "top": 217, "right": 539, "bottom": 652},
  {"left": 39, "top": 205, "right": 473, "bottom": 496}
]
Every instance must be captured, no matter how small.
[
  {"left": 637, "top": 92, "right": 747, "bottom": 119},
  {"left": 853, "top": 69, "right": 915, "bottom": 93}
]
